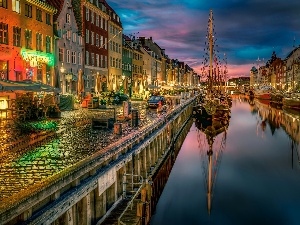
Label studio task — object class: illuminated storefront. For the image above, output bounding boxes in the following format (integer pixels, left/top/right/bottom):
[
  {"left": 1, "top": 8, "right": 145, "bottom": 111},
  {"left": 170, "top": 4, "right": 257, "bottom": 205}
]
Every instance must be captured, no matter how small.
[{"left": 0, "top": 0, "right": 56, "bottom": 83}]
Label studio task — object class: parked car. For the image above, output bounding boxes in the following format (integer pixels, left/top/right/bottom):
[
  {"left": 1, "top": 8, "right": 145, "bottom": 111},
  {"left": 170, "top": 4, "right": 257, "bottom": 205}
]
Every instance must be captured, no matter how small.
[{"left": 147, "top": 95, "right": 166, "bottom": 108}]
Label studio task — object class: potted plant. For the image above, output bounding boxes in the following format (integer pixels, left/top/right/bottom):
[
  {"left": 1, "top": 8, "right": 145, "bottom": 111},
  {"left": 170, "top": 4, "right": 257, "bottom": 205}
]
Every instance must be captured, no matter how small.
[
  {"left": 99, "top": 99, "right": 107, "bottom": 108},
  {"left": 48, "top": 105, "right": 61, "bottom": 118}
]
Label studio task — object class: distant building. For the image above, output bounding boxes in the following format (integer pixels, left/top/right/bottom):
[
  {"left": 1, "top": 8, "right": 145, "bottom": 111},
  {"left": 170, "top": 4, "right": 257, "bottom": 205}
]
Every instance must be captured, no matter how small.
[
  {"left": 83, "top": 0, "right": 110, "bottom": 94},
  {"left": 48, "top": 0, "right": 84, "bottom": 95}
]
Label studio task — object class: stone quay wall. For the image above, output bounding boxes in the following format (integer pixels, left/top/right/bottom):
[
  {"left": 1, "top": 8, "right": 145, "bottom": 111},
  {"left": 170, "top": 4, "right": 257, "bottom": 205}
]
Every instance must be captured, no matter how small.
[{"left": 0, "top": 97, "right": 195, "bottom": 225}]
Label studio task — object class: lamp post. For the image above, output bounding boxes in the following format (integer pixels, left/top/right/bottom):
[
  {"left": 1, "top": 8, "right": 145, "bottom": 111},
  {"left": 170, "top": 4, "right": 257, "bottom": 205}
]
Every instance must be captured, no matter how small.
[
  {"left": 128, "top": 77, "right": 132, "bottom": 98},
  {"left": 122, "top": 74, "right": 125, "bottom": 94},
  {"left": 60, "top": 63, "right": 73, "bottom": 94},
  {"left": 65, "top": 73, "right": 72, "bottom": 94},
  {"left": 60, "top": 63, "right": 65, "bottom": 94}
]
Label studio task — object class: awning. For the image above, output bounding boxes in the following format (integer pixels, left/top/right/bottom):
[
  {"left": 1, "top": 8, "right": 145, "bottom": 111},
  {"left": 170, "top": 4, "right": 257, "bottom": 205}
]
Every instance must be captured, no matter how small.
[
  {"left": 0, "top": 79, "right": 58, "bottom": 93},
  {"left": 148, "top": 84, "right": 160, "bottom": 89},
  {"left": 161, "top": 85, "right": 174, "bottom": 90},
  {"left": 0, "top": 79, "right": 40, "bottom": 91}
]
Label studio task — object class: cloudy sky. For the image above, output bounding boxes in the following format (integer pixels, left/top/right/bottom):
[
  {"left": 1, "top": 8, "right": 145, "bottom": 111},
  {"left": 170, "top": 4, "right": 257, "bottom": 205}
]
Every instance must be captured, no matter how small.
[{"left": 108, "top": 0, "right": 300, "bottom": 78}]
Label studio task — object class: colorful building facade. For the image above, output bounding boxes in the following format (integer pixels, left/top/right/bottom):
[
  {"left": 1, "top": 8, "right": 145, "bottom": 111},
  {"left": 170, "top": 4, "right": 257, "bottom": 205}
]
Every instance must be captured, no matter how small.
[
  {"left": 83, "top": 0, "right": 109, "bottom": 94},
  {"left": 0, "top": 0, "right": 56, "bottom": 83}
]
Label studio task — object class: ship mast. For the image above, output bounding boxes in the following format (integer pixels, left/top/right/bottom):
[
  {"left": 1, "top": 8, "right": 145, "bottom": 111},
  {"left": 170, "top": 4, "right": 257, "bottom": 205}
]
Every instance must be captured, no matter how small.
[{"left": 208, "top": 10, "right": 214, "bottom": 92}]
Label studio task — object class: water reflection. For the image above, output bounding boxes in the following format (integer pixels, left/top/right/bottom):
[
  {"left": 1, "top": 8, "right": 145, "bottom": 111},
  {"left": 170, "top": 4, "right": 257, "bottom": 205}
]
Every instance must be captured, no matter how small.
[
  {"left": 194, "top": 114, "right": 230, "bottom": 214},
  {"left": 151, "top": 95, "right": 300, "bottom": 225},
  {"left": 252, "top": 98, "right": 300, "bottom": 167}
]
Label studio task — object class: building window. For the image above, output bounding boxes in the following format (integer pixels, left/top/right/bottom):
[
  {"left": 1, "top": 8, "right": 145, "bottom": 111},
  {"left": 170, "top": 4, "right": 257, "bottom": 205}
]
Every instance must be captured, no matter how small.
[
  {"left": 36, "top": 8, "right": 42, "bottom": 22},
  {"left": 0, "top": 0, "right": 7, "bottom": 8},
  {"left": 25, "top": 29, "right": 32, "bottom": 49},
  {"left": 37, "top": 68, "right": 42, "bottom": 81},
  {"left": 91, "top": 11, "right": 94, "bottom": 24},
  {"left": 96, "top": 34, "right": 99, "bottom": 47},
  {"left": 12, "top": 0, "right": 20, "bottom": 13},
  {"left": 100, "top": 16, "right": 103, "bottom": 29},
  {"left": 86, "top": 51, "right": 89, "bottom": 65},
  {"left": 46, "top": 66, "right": 51, "bottom": 85},
  {"left": 72, "top": 32, "right": 76, "bottom": 42},
  {"left": 25, "top": 4, "right": 32, "bottom": 18},
  {"left": 85, "top": 29, "right": 89, "bottom": 43},
  {"left": 91, "top": 31, "right": 94, "bottom": 45},
  {"left": 72, "top": 51, "right": 76, "bottom": 64},
  {"left": 100, "top": 55, "right": 103, "bottom": 68},
  {"left": 13, "top": 26, "right": 21, "bottom": 47},
  {"left": 96, "top": 54, "right": 99, "bottom": 67},
  {"left": 46, "top": 36, "right": 51, "bottom": 53},
  {"left": 36, "top": 33, "right": 42, "bottom": 51},
  {"left": 46, "top": 13, "right": 51, "bottom": 25},
  {"left": 66, "top": 13, "right": 71, "bottom": 24},
  {"left": 78, "top": 36, "right": 82, "bottom": 45},
  {"left": 66, "top": 50, "right": 70, "bottom": 63},
  {"left": 0, "top": 23, "right": 8, "bottom": 44},
  {"left": 78, "top": 52, "right": 82, "bottom": 65},
  {"left": 96, "top": 15, "right": 99, "bottom": 26},
  {"left": 91, "top": 53, "right": 94, "bottom": 66},
  {"left": 59, "top": 48, "right": 64, "bottom": 62},
  {"left": 86, "top": 8, "right": 89, "bottom": 21},
  {"left": 100, "top": 36, "right": 103, "bottom": 48},
  {"left": 66, "top": 30, "right": 71, "bottom": 40}
]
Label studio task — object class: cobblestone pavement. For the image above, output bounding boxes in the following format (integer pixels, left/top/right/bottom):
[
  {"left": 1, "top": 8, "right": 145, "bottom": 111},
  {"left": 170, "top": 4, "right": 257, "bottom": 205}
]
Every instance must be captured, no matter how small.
[{"left": 0, "top": 100, "right": 173, "bottom": 203}]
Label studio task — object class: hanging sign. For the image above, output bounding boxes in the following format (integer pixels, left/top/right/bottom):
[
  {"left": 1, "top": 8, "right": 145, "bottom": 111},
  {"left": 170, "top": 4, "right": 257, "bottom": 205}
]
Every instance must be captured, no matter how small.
[{"left": 21, "top": 49, "right": 54, "bottom": 66}]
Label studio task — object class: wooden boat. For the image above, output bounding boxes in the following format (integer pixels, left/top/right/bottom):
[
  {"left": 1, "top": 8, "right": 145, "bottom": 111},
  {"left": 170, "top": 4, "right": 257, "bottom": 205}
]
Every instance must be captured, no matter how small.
[
  {"left": 193, "top": 10, "right": 230, "bottom": 119},
  {"left": 270, "top": 90, "right": 284, "bottom": 106},
  {"left": 254, "top": 85, "right": 273, "bottom": 100},
  {"left": 282, "top": 91, "right": 300, "bottom": 110}
]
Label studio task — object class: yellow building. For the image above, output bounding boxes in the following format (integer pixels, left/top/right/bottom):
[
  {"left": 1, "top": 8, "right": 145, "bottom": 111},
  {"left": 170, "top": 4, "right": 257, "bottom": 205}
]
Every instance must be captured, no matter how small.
[
  {"left": 106, "top": 5, "right": 122, "bottom": 91},
  {"left": 132, "top": 47, "right": 143, "bottom": 97}
]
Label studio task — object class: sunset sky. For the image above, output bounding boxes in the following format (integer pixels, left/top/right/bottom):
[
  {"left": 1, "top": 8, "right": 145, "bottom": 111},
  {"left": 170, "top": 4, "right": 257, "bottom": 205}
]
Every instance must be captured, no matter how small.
[{"left": 109, "top": 0, "right": 300, "bottom": 78}]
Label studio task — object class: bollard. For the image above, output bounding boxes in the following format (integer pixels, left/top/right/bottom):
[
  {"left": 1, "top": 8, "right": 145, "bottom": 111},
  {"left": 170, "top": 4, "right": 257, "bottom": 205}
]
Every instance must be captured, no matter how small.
[
  {"left": 131, "top": 109, "right": 139, "bottom": 127},
  {"left": 114, "top": 123, "right": 122, "bottom": 135}
]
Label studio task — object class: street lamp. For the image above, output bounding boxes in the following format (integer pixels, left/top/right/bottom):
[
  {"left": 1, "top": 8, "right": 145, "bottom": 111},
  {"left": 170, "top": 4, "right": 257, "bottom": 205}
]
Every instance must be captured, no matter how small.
[
  {"left": 60, "top": 63, "right": 72, "bottom": 94},
  {"left": 65, "top": 73, "right": 73, "bottom": 94},
  {"left": 60, "top": 63, "right": 65, "bottom": 73},
  {"left": 122, "top": 75, "right": 125, "bottom": 94}
]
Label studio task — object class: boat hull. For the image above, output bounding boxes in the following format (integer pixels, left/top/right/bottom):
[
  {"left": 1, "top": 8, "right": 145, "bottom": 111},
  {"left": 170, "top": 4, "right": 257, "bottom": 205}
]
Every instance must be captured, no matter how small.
[
  {"left": 255, "top": 92, "right": 271, "bottom": 100},
  {"left": 270, "top": 92, "right": 283, "bottom": 106},
  {"left": 282, "top": 98, "right": 300, "bottom": 110}
]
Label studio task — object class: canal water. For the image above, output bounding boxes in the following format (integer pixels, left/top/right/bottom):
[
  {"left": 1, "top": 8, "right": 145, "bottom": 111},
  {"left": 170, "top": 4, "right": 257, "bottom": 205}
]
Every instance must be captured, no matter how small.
[{"left": 150, "top": 95, "right": 300, "bottom": 225}]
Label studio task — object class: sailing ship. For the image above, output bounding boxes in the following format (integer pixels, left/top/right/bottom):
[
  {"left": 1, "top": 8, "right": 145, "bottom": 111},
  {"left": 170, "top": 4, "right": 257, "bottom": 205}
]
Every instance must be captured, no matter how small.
[{"left": 193, "top": 10, "right": 231, "bottom": 120}]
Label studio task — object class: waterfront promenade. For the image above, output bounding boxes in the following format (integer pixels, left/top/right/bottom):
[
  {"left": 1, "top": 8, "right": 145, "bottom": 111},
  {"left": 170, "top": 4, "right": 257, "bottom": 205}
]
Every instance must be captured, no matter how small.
[{"left": 0, "top": 96, "right": 183, "bottom": 224}]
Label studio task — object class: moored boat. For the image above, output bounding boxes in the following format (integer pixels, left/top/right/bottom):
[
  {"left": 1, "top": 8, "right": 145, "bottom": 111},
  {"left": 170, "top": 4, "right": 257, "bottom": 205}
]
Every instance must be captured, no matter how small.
[
  {"left": 254, "top": 85, "right": 273, "bottom": 100},
  {"left": 192, "top": 10, "right": 231, "bottom": 120},
  {"left": 270, "top": 90, "right": 284, "bottom": 106},
  {"left": 282, "top": 91, "right": 300, "bottom": 110}
]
